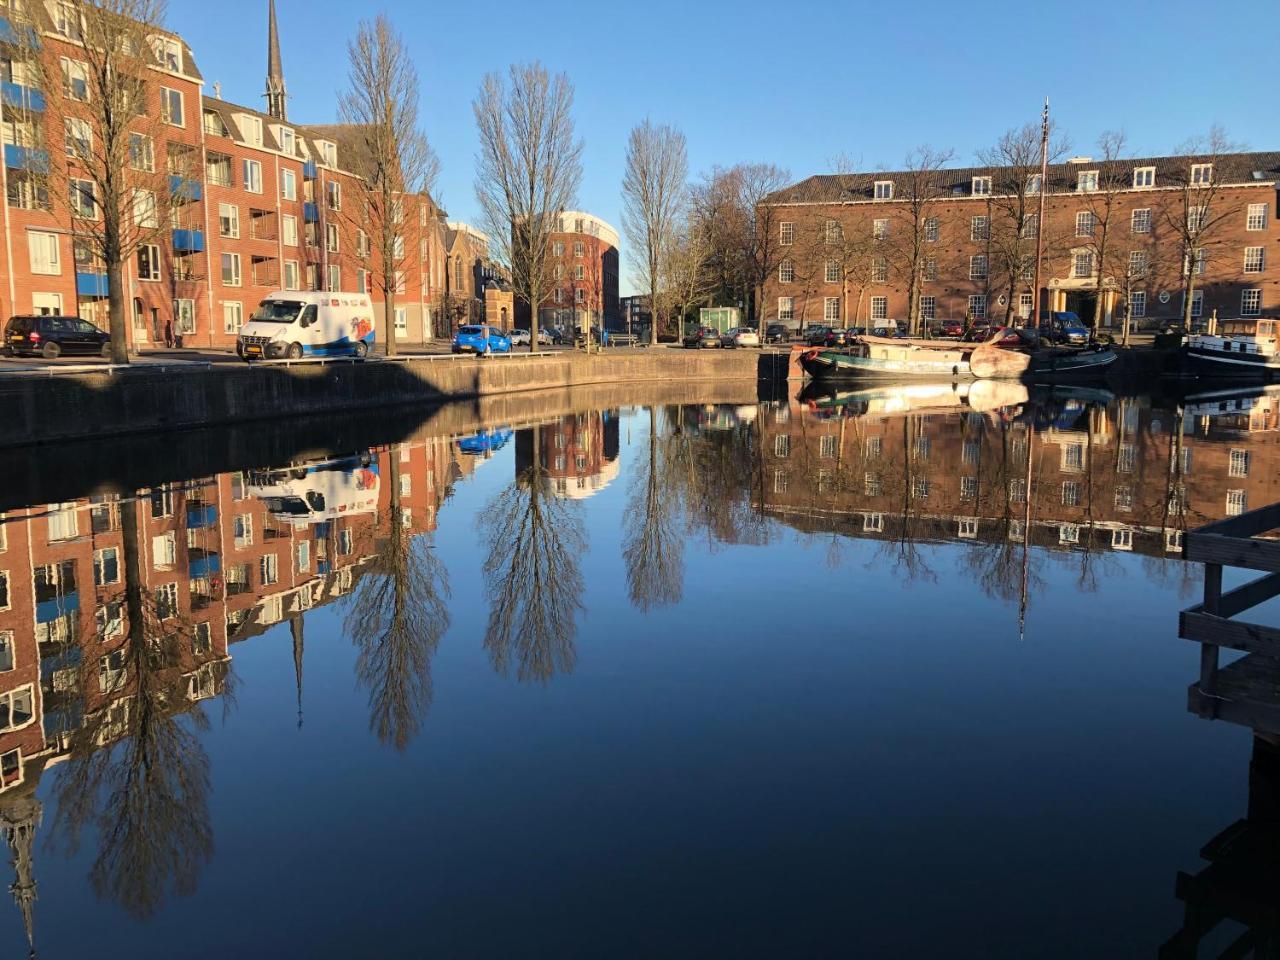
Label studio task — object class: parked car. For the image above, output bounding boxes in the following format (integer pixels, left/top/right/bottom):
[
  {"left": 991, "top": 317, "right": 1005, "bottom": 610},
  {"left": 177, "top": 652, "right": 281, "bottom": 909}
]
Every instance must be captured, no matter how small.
[
  {"left": 458, "top": 427, "right": 514, "bottom": 455},
  {"left": 765, "top": 323, "right": 790, "bottom": 344},
  {"left": 934, "top": 318, "right": 964, "bottom": 338},
  {"left": 805, "top": 325, "right": 833, "bottom": 346},
  {"left": 721, "top": 327, "right": 760, "bottom": 348},
  {"left": 452, "top": 325, "right": 512, "bottom": 355},
  {"left": 823, "top": 328, "right": 855, "bottom": 347},
  {"left": 1039, "top": 311, "right": 1090, "bottom": 346},
  {"left": 509, "top": 328, "right": 531, "bottom": 346},
  {"left": 683, "top": 326, "right": 723, "bottom": 348},
  {"left": 5, "top": 314, "right": 111, "bottom": 359}
]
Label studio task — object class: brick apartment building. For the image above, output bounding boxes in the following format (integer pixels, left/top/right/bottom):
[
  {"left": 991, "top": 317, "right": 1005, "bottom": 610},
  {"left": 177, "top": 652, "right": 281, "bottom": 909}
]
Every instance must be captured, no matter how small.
[
  {"left": 763, "top": 152, "right": 1280, "bottom": 331},
  {"left": 515, "top": 410, "right": 621, "bottom": 498},
  {"left": 519, "top": 211, "right": 620, "bottom": 332},
  {"left": 441, "top": 221, "right": 514, "bottom": 333},
  {"left": 0, "top": 0, "right": 451, "bottom": 350}
]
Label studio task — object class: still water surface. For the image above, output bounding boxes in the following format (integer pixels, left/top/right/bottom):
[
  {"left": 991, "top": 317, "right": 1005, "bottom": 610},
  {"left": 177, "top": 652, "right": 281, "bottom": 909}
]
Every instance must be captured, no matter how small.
[{"left": 0, "top": 382, "right": 1277, "bottom": 957}]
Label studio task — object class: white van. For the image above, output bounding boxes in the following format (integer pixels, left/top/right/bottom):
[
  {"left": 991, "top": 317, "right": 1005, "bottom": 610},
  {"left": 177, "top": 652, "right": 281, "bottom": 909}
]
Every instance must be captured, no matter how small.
[
  {"left": 236, "top": 291, "right": 376, "bottom": 361},
  {"left": 245, "top": 453, "right": 380, "bottom": 526}
]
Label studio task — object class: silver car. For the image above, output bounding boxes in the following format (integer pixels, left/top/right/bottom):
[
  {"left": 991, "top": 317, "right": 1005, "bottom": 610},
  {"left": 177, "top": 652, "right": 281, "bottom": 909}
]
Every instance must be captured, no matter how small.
[{"left": 721, "top": 327, "right": 761, "bottom": 348}]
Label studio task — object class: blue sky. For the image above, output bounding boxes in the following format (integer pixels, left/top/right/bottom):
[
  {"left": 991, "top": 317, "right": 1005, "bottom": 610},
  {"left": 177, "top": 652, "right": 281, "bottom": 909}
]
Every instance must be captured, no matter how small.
[{"left": 176, "top": 0, "right": 1275, "bottom": 294}]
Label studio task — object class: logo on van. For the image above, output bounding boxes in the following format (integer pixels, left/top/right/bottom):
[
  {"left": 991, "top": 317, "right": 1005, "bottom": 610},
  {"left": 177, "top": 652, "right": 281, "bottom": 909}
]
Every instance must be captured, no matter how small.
[{"left": 351, "top": 317, "right": 373, "bottom": 341}]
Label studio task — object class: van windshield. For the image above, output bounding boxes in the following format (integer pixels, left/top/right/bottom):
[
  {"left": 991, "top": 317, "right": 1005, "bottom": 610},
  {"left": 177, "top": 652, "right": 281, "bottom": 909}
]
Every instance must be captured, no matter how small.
[{"left": 252, "top": 300, "right": 303, "bottom": 323}]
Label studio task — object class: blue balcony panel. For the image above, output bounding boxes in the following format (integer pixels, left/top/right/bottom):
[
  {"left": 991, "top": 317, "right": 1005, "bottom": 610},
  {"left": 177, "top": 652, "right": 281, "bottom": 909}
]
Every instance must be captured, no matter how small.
[
  {"left": 187, "top": 505, "right": 218, "bottom": 529},
  {"left": 302, "top": 160, "right": 317, "bottom": 179},
  {"left": 0, "top": 17, "right": 40, "bottom": 48},
  {"left": 1, "top": 81, "right": 44, "bottom": 112},
  {"left": 3, "top": 143, "right": 47, "bottom": 172},
  {"left": 303, "top": 201, "right": 319, "bottom": 223},
  {"left": 76, "top": 272, "right": 108, "bottom": 298},
  {"left": 36, "top": 592, "right": 78, "bottom": 625},
  {"left": 172, "top": 228, "right": 204, "bottom": 253},
  {"left": 168, "top": 174, "right": 202, "bottom": 203},
  {"left": 189, "top": 553, "right": 221, "bottom": 579}
]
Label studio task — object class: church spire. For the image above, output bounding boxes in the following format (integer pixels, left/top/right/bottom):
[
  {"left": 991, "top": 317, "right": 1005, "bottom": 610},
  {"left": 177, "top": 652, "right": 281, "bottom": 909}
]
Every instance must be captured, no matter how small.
[
  {"left": 1, "top": 797, "right": 41, "bottom": 957},
  {"left": 264, "top": 0, "right": 287, "bottom": 121}
]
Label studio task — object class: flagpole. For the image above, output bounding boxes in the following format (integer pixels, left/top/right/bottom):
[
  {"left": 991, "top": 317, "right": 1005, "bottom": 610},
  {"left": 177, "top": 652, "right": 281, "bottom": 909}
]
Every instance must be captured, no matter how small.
[{"left": 1031, "top": 99, "right": 1049, "bottom": 331}]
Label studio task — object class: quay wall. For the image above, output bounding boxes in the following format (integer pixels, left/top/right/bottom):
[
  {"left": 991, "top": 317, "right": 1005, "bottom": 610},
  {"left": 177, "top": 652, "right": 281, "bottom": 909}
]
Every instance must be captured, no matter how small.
[{"left": 0, "top": 350, "right": 781, "bottom": 449}]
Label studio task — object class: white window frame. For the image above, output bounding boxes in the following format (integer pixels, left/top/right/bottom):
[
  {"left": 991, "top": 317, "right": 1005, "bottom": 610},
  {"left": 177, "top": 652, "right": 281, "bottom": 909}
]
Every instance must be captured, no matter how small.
[
  {"left": 919, "top": 295, "right": 936, "bottom": 321},
  {"left": 219, "top": 202, "right": 239, "bottom": 239},
  {"left": 779, "top": 221, "right": 794, "bottom": 245},
  {"left": 222, "top": 300, "right": 243, "bottom": 334},
  {"left": 970, "top": 216, "right": 988, "bottom": 241},
  {"left": 873, "top": 218, "right": 889, "bottom": 240},
  {"left": 1077, "top": 170, "right": 1099, "bottom": 192},
  {"left": 968, "top": 294, "right": 987, "bottom": 320},
  {"left": 870, "top": 296, "right": 888, "bottom": 321},
  {"left": 1076, "top": 210, "right": 1095, "bottom": 237},
  {"left": 825, "top": 259, "right": 840, "bottom": 283},
  {"left": 1129, "top": 291, "right": 1146, "bottom": 318},
  {"left": 282, "top": 168, "right": 297, "bottom": 201},
  {"left": 221, "top": 252, "right": 241, "bottom": 287},
  {"left": 969, "top": 254, "right": 988, "bottom": 280},
  {"left": 160, "top": 86, "right": 183, "bottom": 126},
  {"left": 1244, "top": 247, "right": 1265, "bottom": 274},
  {"left": 28, "top": 231, "right": 60, "bottom": 275},
  {"left": 1246, "top": 203, "right": 1268, "bottom": 231},
  {"left": 1241, "top": 289, "right": 1262, "bottom": 318},
  {"left": 243, "top": 159, "right": 263, "bottom": 194},
  {"left": 823, "top": 297, "right": 840, "bottom": 322},
  {"left": 873, "top": 180, "right": 893, "bottom": 200},
  {"left": 1190, "top": 163, "right": 1213, "bottom": 185},
  {"left": 137, "top": 243, "right": 161, "bottom": 281},
  {"left": 283, "top": 260, "right": 299, "bottom": 291},
  {"left": 777, "top": 297, "right": 795, "bottom": 321},
  {"left": 971, "top": 176, "right": 991, "bottom": 196},
  {"left": 1131, "top": 208, "right": 1151, "bottom": 234},
  {"left": 1132, "top": 166, "right": 1155, "bottom": 188},
  {"left": 778, "top": 259, "right": 794, "bottom": 284}
]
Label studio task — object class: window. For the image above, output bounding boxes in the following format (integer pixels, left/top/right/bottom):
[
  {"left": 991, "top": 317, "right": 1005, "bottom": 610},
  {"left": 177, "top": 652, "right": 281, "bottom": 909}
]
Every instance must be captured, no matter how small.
[
  {"left": 819, "top": 435, "right": 837, "bottom": 459},
  {"left": 206, "top": 151, "right": 233, "bottom": 187},
  {"left": 283, "top": 260, "right": 299, "bottom": 290},
  {"left": 1242, "top": 289, "right": 1262, "bottom": 317},
  {"left": 1184, "top": 248, "right": 1207, "bottom": 276},
  {"left": 296, "top": 541, "right": 310, "bottom": 573},
  {"left": 922, "top": 257, "right": 937, "bottom": 282},
  {"left": 772, "top": 470, "right": 789, "bottom": 494},
  {"left": 356, "top": 268, "right": 368, "bottom": 293},
  {"left": 1018, "top": 293, "right": 1033, "bottom": 319},
  {"left": 774, "top": 434, "right": 790, "bottom": 458},
  {"left": 282, "top": 214, "right": 298, "bottom": 247},
  {"left": 137, "top": 243, "right": 161, "bottom": 281},
  {"left": 1027, "top": 173, "right": 1042, "bottom": 194},
  {"left": 864, "top": 513, "right": 884, "bottom": 533},
  {"left": 958, "top": 518, "right": 978, "bottom": 539},
  {"left": 243, "top": 159, "right": 262, "bottom": 194},
  {"left": 780, "top": 222, "right": 794, "bottom": 245},
  {"left": 970, "top": 216, "right": 989, "bottom": 241},
  {"left": 153, "top": 35, "right": 182, "bottom": 72},
  {"left": 1009, "top": 479, "right": 1026, "bottom": 503},
  {"left": 777, "top": 297, "right": 794, "bottom": 321},
  {"left": 552, "top": 241, "right": 564, "bottom": 257},
  {"left": 871, "top": 257, "right": 888, "bottom": 283},
  {"left": 1075, "top": 211, "right": 1095, "bottom": 237},
  {"left": 127, "top": 133, "right": 155, "bottom": 173},
  {"left": 1229, "top": 449, "right": 1251, "bottom": 478},
  {"left": 70, "top": 178, "right": 96, "bottom": 219},
  {"left": 0, "top": 572, "right": 7, "bottom": 611},
  {"left": 160, "top": 86, "right": 183, "bottom": 125},
  {"left": 778, "top": 260, "right": 794, "bottom": 283},
  {"left": 968, "top": 294, "right": 986, "bottom": 320},
  {"left": 920, "top": 296, "right": 936, "bottom": 321},
  {"left": 924, "top": 217, "right": 939, "bottom": 242},
  {"left": 969, "top": 254, "right": 988, "bottom": 280},
  {"left": 1077, "top": 170, "right": 1099, "bottom": 192},
  {"left": 394, "top": 307, "right": 407, "bottom": 337},
  {"left": 153, "top": 531, "right": 176, "bottom": 569},
  {"left": 1187, "top": 206, "right": 1206, "bottom": 233},
  {"left": 1247, "top": 203, "right": 1268, "bottom": 231},
  {"left": 327, "top": 180, "right": 341, "bottom": 210},
  {"left": 1129, "top": 291, "right": 1146, "bottom": 318},
  {"left": 573, "top": 241, "right": 584, "bottom": 258},
  {"left": 1244, "top": 247, "right": 1265, "bottom": 273},
  {"left": 864, "top": 436, "right": 881, "bottom": 458},
  {"left": 1073, "top": 251, "right": 1094, "bottom": 278},
  {"left": 1132, "top": 166, "right": 1155, "bottom": 188},
  {"left": 221, "top": 252, "right": 241, "bottom": 286},
  {"left": 1227, "top": 489, "right": 1247, "bottom": 516},
  {"left": 219, "top": 203, "right": 239, "bottom": 238},
  {"left": 1131, "top": 208, "right": 1151, "bottom": 234},
  {"left": 573, "top": 287, "right": 584, "bottom": 304},
  {"left": 326, "top": 223, "right": 339, "bottom": 254},
  {"left": 1062, "top": 442, "right": 1085, "bottom": 472},
  {"left": 823, "top": 297, "right": 840, "bottom": 322},
  {"left": 28, "top": 232, "right": 59, "bottom": 275},
  {"left": 960, "top": 475, "right": 977, "bottom": 500},
  {"left": 0, "top": 686, "right": 33, "bottom": 733},
  {"left": 233, "top": 513, "right": 252, "bottom": 548},
  {"left": 825, "top": 259, "right": 841, "bottom": 283},
  {"left": 277, "top": 168, "right": 296, "bottom": 202},
  {"left": 573, "top": 264, "right": 585, "bottom": 281},
  {"left": 60, "top": 57, "right": 88, "bottom": 100},
  {"left": 972, "top": 176, "right": 991, "bottom": 196},
  {"left": 356, "top": 229, "right": 370, "bottom": 258},
  {"left": 223, "top": 301, "right": 243, "bottom": 334},
  {"left": 327, "top": 264, "right": 341, "bottom": 292},
  {"left": 1190, "top": 163, "right": 1213, "bottom": 185},
  {"left": 871, "top": 218, "right": 889, "bottom": 241},
  {"left": 912, "top": 477, "right": 930, "bottom": 499},
  {"left": 1021, "top": 213, "right": 1039, "bottom": 239},
  {"left": 870, "top": 296, "right": 888, "bottom": 320},
  {"left": 64, "top": 117, "right": 91, "bottom": 157},
  {"left": 93, "top": 547, "right": 119, "bottom": 585},
  {"left": 825, "top": 219, "right": 842, "bottom": 244},
  {"left": 154, "top": 582, "right": 178, "bottom": 620},
  {"left": 1188, "top": 289, "right": 1204, "bottom": 318},
  {"left": 318, "top": 140, "right": 337, "bottom": 167},
  {"left": 133, "top": 189, "right": 156, "bottom": 228},
  {"left": 1128, "top": 250, "right": 1149, "bottom": 277},
  {"left": 260, "top": 554, "right": 278, "bottom": 586},
  {"left": 47, "top": 503, "right": 78, "bottom": 541},
  {"left": 874, "top": 180, "right": 893, "bottom": 199}
]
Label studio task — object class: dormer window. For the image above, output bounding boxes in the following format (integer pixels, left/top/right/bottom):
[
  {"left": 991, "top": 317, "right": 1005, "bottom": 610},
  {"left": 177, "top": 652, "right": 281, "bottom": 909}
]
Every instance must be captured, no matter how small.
[
  {"left": 54, "top": 1, "right": 81, "bottom": 41},
  {"left": 873, "top": 180, "right": 893, "bottom": 200},
  {"left": 1191, "top": 163, "right": 1213, "bottom": 185},
  {"left": 241, "top": 115, "right": 263, "bottom": 147},
  {"left": 201, "top": 110, "right": 227, "bottom": 138},
  {"left": 152, "top": 36, "right": 182, "bottom": 73},
  {"left": 1026, "top": 173, "right": 1042, "bottom": 194},
  {"left": 317, "top": 140, "right": 337, "bottom": 167},
  {"left": 1132, "top": 166, "right": 1155, "bottom": 188},
  {"left": 971, "top": 176, "right": 991, "bottom": 196},
  {"left": 277, "top": 126, "right": 295, "bottom": 155},
  {"left": 1077, "top": 170, "right": 1099, "bottom": 192}
]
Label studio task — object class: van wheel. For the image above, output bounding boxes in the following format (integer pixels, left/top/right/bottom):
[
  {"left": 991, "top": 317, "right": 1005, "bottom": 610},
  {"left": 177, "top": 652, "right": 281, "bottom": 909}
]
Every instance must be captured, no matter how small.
[
  {"left": 286, "top": 342, "right": 303, "bottom": 360},
  {"left": 354, "top": 341, "right": 368, "bottom": 359},
  {"left": 42, "top": 342, "right": 60, "bottom": 360}
]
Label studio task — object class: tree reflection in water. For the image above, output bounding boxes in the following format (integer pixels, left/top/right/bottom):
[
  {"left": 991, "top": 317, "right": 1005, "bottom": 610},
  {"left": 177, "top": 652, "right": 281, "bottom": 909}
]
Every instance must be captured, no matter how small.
[
  {"left": 50, "top": 498, "right": 215, "bottom": 920},
  {"left": 623, "top": 407, "right": 684, "bottom": 611},
  {"left": 344, "top": 458, "right": 450, "bottom": 751},
  {"left": 482, "top": 431, "right": 585, "bottom": 683}
]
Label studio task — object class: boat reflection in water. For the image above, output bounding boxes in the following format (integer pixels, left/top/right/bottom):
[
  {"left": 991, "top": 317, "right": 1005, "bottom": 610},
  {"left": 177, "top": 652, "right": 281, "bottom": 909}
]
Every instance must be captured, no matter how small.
[{"left": 0, "top": 385, "right": 1279, "bottom": 951}]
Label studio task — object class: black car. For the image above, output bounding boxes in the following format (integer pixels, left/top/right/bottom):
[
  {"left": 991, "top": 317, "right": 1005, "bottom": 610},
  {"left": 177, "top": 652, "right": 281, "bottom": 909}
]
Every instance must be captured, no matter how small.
[
  {"left": 5, "top": 314, "right": 111, "bottom": 359},
  {"left": 682, "top": 326, "right": 722, "bottom": 348},
  {"left": 765, "top": 324, "right": 790, "bottom": 344},
  {"left": 805, "top": 325, "right": 833, "bottom": 346}
]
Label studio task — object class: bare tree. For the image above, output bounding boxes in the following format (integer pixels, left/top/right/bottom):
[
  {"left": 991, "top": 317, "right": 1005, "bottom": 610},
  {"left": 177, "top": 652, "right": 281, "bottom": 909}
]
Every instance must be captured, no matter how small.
[
  {"left": 338, "top": 14, "right": 440, "bottom": 357},
  {"left": 474, "top": 63, "right": 583, "bottom": 351},
  {"left": 623, "top": 407, "right": 684, "bottom": 609},
  {"left": 28, "top": 1, "right": 182, "bottom": 362},
  {"left": 1076, "top": 131, "right": 1131, "bottom": 331},
  {"left": 737, "top": 164, "right": 792, "bottom": 341},
  {"left": 622, "top": 120, "right": 688, "bottom": 346},
  {"left": 887, "top": 146, "right": 954, "bottom": 335},
  {"left": 1161, "top": 126, "right": 1248, "bottom": 328},
  {"left": 690, "top": 167, "right": 749, "bottom": 316},
  {"left": 658, "top": 213, "right": 712, "bottom": 336},
  {"left": 980, "top": 123, "right": 1070, "bottom": 325}
]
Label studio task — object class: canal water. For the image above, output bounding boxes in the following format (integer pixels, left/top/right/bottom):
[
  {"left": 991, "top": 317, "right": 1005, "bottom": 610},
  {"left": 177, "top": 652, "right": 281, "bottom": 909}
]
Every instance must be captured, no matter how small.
[{"left": 0, "top": 381, "right": 1276, "bottom": 957}]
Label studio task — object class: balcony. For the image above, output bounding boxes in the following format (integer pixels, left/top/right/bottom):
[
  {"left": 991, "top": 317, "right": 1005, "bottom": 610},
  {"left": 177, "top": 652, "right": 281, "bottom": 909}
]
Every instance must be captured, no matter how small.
[
  {"left": 302, "top": 159, "right": 317, "bottom": 179},
  {"left": 36, "top": 592, "right": 79, "bottom": 625},
  {"left": 187, "top": 504, "right": 218, "bottom": 529},
  {"left": 303, "top": 201, "right": 319, "bottom": 223},
  {"left": 168, "top": 174, "right": 202, "bottom": 203},
  {"left": 76, "top": 271, "right": 108, "bottom": 297},
  {"left": 189, "top": 550, "right": 221, "bottom": 579},
  {"left": 172, "top": 228, "right": 204, "bottom": 253},
  {"left": 3, "top": 142, "right": 47, "bottom": 171},
  {"left": 0, "top": 17, "right": 40, "bottom": 48},
  {"left": 1, "top": 81, "right": 44, "bottom": 112}
]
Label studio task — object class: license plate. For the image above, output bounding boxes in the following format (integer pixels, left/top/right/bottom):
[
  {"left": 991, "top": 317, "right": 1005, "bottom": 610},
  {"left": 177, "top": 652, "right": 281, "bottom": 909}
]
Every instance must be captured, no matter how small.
[
  {"left": 9, "top": 335, "right": 20, "bottom": 341},
  {"left": 246, "top": 346, "right": 261, "bottom": 355}
]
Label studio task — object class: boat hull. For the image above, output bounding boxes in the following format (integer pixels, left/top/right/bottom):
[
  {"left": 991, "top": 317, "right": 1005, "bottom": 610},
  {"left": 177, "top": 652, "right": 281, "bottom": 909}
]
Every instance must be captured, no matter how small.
[
  {"left": 800, "top": 349, "right": 976, "bottom": 380},
  {"left": 1026, "top": 347, "right": 1118, "bottom": 380},
  {"left": 1184, "top": 345, "right": 1280, "bottom": 378}
]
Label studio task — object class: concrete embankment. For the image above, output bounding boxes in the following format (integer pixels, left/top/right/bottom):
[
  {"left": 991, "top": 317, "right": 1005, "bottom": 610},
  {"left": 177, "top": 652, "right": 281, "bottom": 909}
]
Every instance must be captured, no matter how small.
[{"left": 0, "top": 349, "right": 785, "bottom": 449}]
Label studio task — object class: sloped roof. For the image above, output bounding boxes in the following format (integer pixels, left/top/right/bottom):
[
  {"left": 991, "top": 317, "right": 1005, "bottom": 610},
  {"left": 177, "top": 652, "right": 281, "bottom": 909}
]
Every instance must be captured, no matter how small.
[{"left": 769, "top": 151, "right": 1280, "bottom": 205}]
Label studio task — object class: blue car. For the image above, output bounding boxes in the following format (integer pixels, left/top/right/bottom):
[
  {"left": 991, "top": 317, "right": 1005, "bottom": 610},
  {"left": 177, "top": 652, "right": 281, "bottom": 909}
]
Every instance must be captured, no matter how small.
[
  {"left": 457, "top": 428, "right": 514, "bottom": 455},
  {"left": 452, "top": 325, "right": 512, "bottom": 355},
  {"left": 1039, "top": 311, "right": 1091, "bottom": 346}
]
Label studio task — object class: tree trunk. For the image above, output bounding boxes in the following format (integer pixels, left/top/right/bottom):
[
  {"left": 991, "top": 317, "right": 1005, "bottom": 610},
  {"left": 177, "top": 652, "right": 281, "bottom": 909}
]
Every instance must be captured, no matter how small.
[{"left": 107, "top": 255, "right": 128, "bottom": 364}]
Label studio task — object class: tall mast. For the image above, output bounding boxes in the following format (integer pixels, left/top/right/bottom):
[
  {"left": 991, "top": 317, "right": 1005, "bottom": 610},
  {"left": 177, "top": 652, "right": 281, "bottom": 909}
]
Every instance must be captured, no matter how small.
[
  {"left": 1031, "top": 99, "right": 1049, "bottom": 329},
  {"left": 264, "top": 0, "right": 287, "bottom": 121}
]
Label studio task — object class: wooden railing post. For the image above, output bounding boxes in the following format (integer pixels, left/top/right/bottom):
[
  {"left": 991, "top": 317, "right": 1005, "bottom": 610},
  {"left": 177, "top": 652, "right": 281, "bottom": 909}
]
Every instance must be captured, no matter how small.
[{"left": 1201, "top": 563, "right": 1223, "bottom": 687}]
